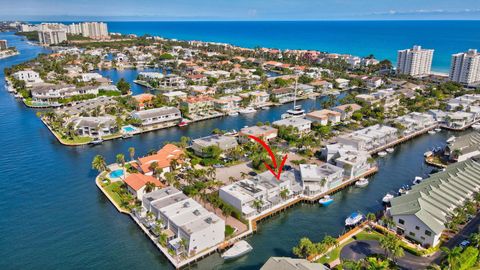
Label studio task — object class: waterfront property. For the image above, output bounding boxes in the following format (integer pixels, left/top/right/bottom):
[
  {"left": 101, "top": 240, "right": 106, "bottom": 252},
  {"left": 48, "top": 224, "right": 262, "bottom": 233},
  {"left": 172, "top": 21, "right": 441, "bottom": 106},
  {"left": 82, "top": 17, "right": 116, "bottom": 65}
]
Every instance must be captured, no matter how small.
[
  {"left": 140, "top": 187, "right": 225, "bottom": 257},
  {"left": 238, "top": 125, "right": 278, "bottom": 144},
  {"left": 179, "top": 96, "right": 215, "bottom": 115},
  {"left": 130, "top": 107, "right": 182, "bottom": 127},
  {"left": 300, "top": 163, "right": 344, "bottom": 196},
  {"left": 389, "top": 157, "right": 480, "bottom": 247},
  {"left": 305, "top": 109, "right": 342, "bottom": 126},
  {"left": 135, "top": 144, "right": 184, "bottom": 176},
  {"left": 124, "top": 173, "right": 165, "bottom": 200},
  {"left": 55, "top": 96, "right": 118, "bottom": 117},
  {"left": 272, "top": 118, "right": 312, "bottom": 134},
  {"left": 70, "top": 116, "right": 117, "bottom": 138},
  {"left": 191, "top": 134, "right": 238, "bottom": 157},
  {"left": 445, "top": 131, "right": 480, "bottom": 162},
  {"left": 336, "top": 124, "right": 398, "bottom": 152},
  {"left": 13, "top": 70, "right": 43, "bottom": 86},
  {"left": 332, "top": 103, "right": 362, "bottom": 120},
  {"left": 261, "top": 257, "right": 329, "bottom": 270},
  {"left": 393, "top": 112, "right": 437, "bottom": 135}
]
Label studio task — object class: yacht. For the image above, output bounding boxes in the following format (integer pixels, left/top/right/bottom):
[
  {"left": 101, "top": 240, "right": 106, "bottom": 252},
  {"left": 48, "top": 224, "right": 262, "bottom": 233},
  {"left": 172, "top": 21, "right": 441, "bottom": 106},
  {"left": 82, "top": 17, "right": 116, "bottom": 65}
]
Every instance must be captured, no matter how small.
[
  {"left": 345, "top": 212, "right": 364, "bottom": 226},
  {"left": 382, "top": 193, "right": 394, "bottom": 204},
  {"left": 228, "top": 111, "right": 239, "bottom": 116},
  {"left": 377, "top": 151, "right": 388, "bottom": 157},
  {"left": 386, "top": 147, "right": 395, "bottom": 153},
  {"left": 412, "top": 176, "right": 423, "bottom": 185},
  {"left": 261, "top": 106, "right": 271, "bottom": 110},
  {"left": 281, "top": 77, "right": 306, "bottom": 119},
  {"left": 472, "top": 123, "right": 480, "bottom": 130},
  {"left": 90, "top": 138, "right": 104, "bottom": 145},
  {"left": 446, "top": 136, "right": 456, "bottom": 143},
  {"left": 434, "top": 127, "right": 442, "bottom": 132},
  {"left": 355, "top": 178, "right": 369, "bottom": 187},
  {"left": 239, "top": 107, "right": 257, "bottom": 114},
  {"left": 222, "top": 240, "right": 253, "bottom": 260},
  {"left": 398, "top": 185, "right": 410, "bottom": 195},
  {"left": 318, "top": 195, "right": 333, "bottom": 206},
  {"left": 178, "top": 119, "right": 189, "bottom": 127},
  {"left": 428, "top": 130, "right": 436, "bottom": 135}
]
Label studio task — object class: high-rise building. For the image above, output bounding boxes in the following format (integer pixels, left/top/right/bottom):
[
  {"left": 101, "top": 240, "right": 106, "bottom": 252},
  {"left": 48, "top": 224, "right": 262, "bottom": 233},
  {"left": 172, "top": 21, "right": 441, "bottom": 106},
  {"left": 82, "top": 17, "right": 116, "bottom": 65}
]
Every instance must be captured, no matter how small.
[
  {"left": 449, "top": 49, "right": 480, "bottom": 86},
  {"left": 0, "top": 40, "right": 7, "bottom": 50},
  {"left": 37, "top": 23, "right": 67, "bottom": 45},
  {"left": 67, "top": 22, "right": 109, "bottom": 39},
  {"left": 396, "top": 45, "right": 434, "bottom": 77}
]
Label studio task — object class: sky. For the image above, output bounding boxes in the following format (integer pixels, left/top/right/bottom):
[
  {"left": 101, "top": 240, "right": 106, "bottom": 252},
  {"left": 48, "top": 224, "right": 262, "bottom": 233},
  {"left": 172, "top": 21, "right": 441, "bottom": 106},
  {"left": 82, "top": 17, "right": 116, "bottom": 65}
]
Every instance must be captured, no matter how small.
[{"left": 1, "top": 0, "right": 480, "bottom": 21}]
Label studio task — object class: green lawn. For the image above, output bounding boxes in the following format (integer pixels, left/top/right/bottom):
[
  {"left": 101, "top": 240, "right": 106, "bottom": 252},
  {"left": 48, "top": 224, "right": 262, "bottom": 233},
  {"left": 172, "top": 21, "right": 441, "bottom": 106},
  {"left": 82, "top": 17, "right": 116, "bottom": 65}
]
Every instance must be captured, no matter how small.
[
  {"left": 61, "top": 136, "right": 92, "bottom": 144},
  {"left": 355, "top": 230, "right": 383, "bottom": 241},
  {"left": 103, "top": 181, "right": 130, "bottom": 212},
  {"left": 316, "top": 238, "right": 355, "bottom": 265}
]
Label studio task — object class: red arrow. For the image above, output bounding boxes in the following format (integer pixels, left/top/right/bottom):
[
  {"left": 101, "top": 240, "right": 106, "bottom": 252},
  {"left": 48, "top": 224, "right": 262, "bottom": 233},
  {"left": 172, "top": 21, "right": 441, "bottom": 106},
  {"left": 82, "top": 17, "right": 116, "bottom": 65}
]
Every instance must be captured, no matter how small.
[{"left": 248, "top": 135, "right": 288, "bottom": 180}]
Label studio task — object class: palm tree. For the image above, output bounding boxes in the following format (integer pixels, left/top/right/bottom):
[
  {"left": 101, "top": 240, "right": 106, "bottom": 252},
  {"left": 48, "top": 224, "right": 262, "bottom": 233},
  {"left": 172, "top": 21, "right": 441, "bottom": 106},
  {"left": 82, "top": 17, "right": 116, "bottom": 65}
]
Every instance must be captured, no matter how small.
[
  {"left": 252, "top": 199, "right": 264, "bottom": 212},
  {"left": 169, "top": 159, "right": 179, "bottom": 172},
  {"left": 116, "top": 153, "right": 125, "bottom": 167},
  {"left": 470, "top": 232, "right": 480, "bottom": 248},
  {"left": 364, "top": 257, "right": 390, "bottom": 270},
  {"left": 342, "top": 259, "right": 364, "bottom": 270},
  {"left": 144, "top": 181, "right": 156, "bottom": 193},
  {"left": 366, "top": 212, "right": 376, "bottom": 223},
  {"left": 92, "top": 155, "right": 107, "bottom": 173},
  {"left": 441, "top": 246, "right": 462, "bottom": 269},
  {"left": 322, "top": 235, "right": 338, "bottom": 249},
  {"left": 280, "top": 188, "right": 290, "bottom": 200},
  {"left": 240, "top": 172, "right": 248, "bottom": 179},
  {"left": 222, "top": 206, "right": 232, "bottom": 223},
  {"left": 149, "top": 162, "right": 159, "bottom": 176},
  {"left": 128, "top": 147, "right": 135, "bottom": 161}
]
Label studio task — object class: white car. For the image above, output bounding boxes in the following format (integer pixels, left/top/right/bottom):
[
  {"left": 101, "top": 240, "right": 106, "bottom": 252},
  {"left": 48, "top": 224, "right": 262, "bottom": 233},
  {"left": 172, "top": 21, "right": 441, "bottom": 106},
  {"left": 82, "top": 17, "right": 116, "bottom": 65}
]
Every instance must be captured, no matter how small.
[{"left": 459, "top": 240, "right": 470, "bottom": 248}]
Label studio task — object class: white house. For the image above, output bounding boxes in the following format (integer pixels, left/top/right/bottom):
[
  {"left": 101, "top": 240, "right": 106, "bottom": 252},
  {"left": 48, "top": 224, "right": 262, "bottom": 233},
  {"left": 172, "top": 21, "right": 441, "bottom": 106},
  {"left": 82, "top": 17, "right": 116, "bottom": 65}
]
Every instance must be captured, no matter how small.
[
  {"left": 131, "top": 107, "right": 182, "bottom": 127},
  {"left": 70, "top": 116, "right": 117, "bottom": 138},
  {"left": 273, "top": 118, "right": 312, "bottom": 134},
  {"left": 300, "top": 163, "right": 344, "bottom": 196},
  {"left": 13, "top": 70, "right": 43, "bottom": 86},
  {"left": 306, "top": 109, "right": 342, "bottom": 125}
]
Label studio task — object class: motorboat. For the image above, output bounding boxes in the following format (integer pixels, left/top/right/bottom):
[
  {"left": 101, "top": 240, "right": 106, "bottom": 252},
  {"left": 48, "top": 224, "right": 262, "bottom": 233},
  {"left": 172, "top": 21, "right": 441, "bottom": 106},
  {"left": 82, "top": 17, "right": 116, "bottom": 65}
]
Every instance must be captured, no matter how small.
[
  {"left": 239, "top": 107, "right": 257, "bottom": 114},
  {"left": 472, "top": 124, "right": 480, "bottom": 130},
  {"left": 446, "top": 136, "right": 456, "bottom": 143},
  {"left": 424, "top": 151, "right": 433, "bottom": 157},
  {"left": 345, "top": 212, "right": 364, "bottom": 226},
  {"left": 434, "top": 127, "right": 442, "bottom": 132},
  {"left": 382, "top": 193, "right": 394, "bottom": 204},
  {"left": 428, "top": 130, "right": 436, "bottom": 135},
  {"left": 261, "top": 106, "right": 271, "bottom": 110},
  {"left": 90, "top": 138, "right": 104, "bottom": 145},
  {"left": 386, "top": 147, "right": 395, "bottom": 153},
  {"left": 281, "top": 105, "right": 305, "bottom": 119},
  {"left": 228, "top": 111, "right": 239, "bottom": 116},
  {"left": 224, "top": 129, "right": 238, "bottom": 136},
  {"left": 222, "top": 240, "right": 253, "bottom": 260},
  {"left": 122, "top": 133, "right": 133, "bottom": 139},
  {"left": 355, "top": 178, "right": 369, "bottom": 188},
  {"left": 377, "top": 151, "right": 388, "bottom": 157},
  {"left": 412, "top": 176, "right": 423, "bottom": 185},
  {"left": 178, "top": 119, "right": 189, "bottom": 127},
  {"left": 318, "top": 195, "right": 334, "bottom": 206},
  {"left": 398, "top": 185, "right": 410, "bottom": 195}
]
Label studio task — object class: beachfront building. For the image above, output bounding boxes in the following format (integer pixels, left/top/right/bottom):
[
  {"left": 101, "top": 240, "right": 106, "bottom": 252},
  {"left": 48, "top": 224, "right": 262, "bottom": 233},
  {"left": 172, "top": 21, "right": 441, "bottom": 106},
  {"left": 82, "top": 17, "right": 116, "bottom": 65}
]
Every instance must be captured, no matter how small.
[
  {"left": 135, "top": 144, "right": 184, "bottom": 176},
  {"left": 445, "top": 132, "right": 480, "bottom": 162},
  {"left": 142, "top": 187, "right": 225, "bottom": 256},
  {"left": 219, "top": 170, "right": 302, "bottom": 217},
  {"left": 179, "top": 96, "right": 215, "bottom": 115},
  {"left": 390, "top": 158, "right": 480, "bottom": 247},
  {"left": 12, "top": 70, "right": 43, "bottom": 86},
  {"left": 449, "top": 49, "right": 480, "bottom": 86},
  {"left": 306, "top": 109, "right": 341, "bottom": 126},
  {"left": 191, "top": 134, "right": 238, "bottom": 157},
  {"left": 69, "top": 116, "right": 117, "bottom": 138},
  {"left": 300, "top": 163, "right": 344, "bottom": 196},
  {"left": 273, "top": 118, "right": 312, "bottom": 134},
  {"left": 261, "top": 257, "right": 329, "bottom": 270},
  {"left": 397, "top": 45, "right": 434, "bottom": 77},
  {"left": 38, "top": 23, "right": 67, "bottom": 45},
  {"left": 124, "top": 173, "right": 165, "bottom": 200},
  {"left": 131, "top": 107, "right": 182, "bottom": 127},
  {"left": 238, "top": 125, "right": 278, "bottom": 144},
  {"left": 67, "top": 22, "right": 109, "bottom": 39},
  {"left": 393, "top": 112, "right": 437, "bottom": 135},
  {"left": 337, "top": 124, "right": 398, "bottom": 152},
  {"left": 332, "top": 103, "right": 362, "bottom": 120}
]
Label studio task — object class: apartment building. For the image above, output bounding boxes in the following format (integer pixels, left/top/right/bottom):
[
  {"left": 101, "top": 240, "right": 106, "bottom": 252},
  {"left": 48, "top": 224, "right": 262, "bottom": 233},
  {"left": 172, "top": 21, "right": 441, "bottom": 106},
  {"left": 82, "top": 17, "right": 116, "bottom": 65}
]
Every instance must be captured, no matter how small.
[
  {"left": 397, "top": 45, "right": 434, "bottom": 77},
  {"left": 449, "top": 49, "right": 480, "bottom": 86}
]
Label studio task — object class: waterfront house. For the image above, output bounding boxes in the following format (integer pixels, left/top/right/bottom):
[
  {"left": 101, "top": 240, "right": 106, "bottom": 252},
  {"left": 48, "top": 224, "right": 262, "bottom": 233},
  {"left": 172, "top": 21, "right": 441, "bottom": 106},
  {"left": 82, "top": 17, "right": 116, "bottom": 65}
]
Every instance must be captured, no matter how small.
[
  {"left": 131, "top": 107, "right": 182, "bottom": 127},
  {"left": 124, "top": 173, "right": 165, "bottom": 200},
  {"left": 271, "top": 87, "right": 295, "bottom": 103},
  {"left": 246, "top": 91, "right": 269, "bottom": 107},
  {"left": 306, "top": 109, "right": 342, "bottom": 125},
  {"left": 337, "top": 124, "right": 398, "bottom": 151},
  {"left": 79, "top": 72, "right": 103, "bottom": 82},
  {"left": 133, "top": 93, "right": 155, "bottom": 110},
  {"left": 309, "top": 80, "right": 333, "bottom": 91},
  {"left": 162, "top": 91, "right": 187, "bottom": 102},
  {"left": 179, "top": 96, "right": 215, "bottom": 115},
  {"left": 390, "top": 158, "right": 480, "bottom": 247},
  {"left": 445, "top": 111, "right": 477, "bottom": 129},
  {"left": 31, "top": 84, "right": 100, "bottom": 106},
  {"left": 160, "top": 74, "right": 186, "bottom": 89},
  {"left": 296, "top": 83, "right": 315, "bottom": 95},
  {"left": 393, "top": 112, "right": 437, "bottom": 135},
  {"left": 70, "top": 116, "right": 117, "bottom": 138},
  {"left": 143, "top": 189, "right": 225, "bottom": 256},
  {"left": 213, "top": 96, "right": 242, "bottom": 112},
  {"left": 335, "top": 78, "right": 350, "bottom": 89},
  {"left": 447, "top": 94, "right": 480, "bottom": 111},
  {"left": 238, "top": 125, "right": 278, "bottom": 144},
  {"left": 136, "top": 144, "right": 184, "bottom": 176},
  {"left": 261, "top": 257, "right": 329, "bottom": 270},
  {"left": 191, "top": 134, "right": 238, "bottom": 157},
  {"left": 138, "top": 72, "right": 164, "bottom": 80},
  {"left": 330, "top": 146, "right": 372, "bottom": 178},
  {"left": 273, "top": 118, "right": 312, "bottom": 134},
  {"left": 55, "top": 96, "right": 117, "bottom": 117},
  {"left": 366, "top": 77, "right": 384, "bottom": 89},
  {"left": 300, "top": 163, "right": 344, "bottom": 196},
  {"left": 445, "top": 132, "right": 480, "bottom": 162},
  {"left": 13, "top": 70, "right": 43, "bottom": 86},
  {"left": 332, "top": 103, "right": 362, "bottom": 120}
]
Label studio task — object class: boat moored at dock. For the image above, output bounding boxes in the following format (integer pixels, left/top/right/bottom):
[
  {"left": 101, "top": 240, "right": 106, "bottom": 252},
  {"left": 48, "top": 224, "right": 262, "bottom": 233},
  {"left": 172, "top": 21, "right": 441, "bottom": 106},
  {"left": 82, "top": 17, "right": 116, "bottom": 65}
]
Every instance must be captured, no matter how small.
[
  {"left": 382, "top": 193, "right": 394, "bottom": 204},
  {"left": 221, "top": 240, "right": 253, "bottom": 260},
  {"left": 345, "top": 212, "right": 364, "bottom": 226},
  {"left": 355, "top": 178, "right": 369, "bottom": 187},
  {"left": 318, "top": 195, "right": 334, "bottom": 206}
]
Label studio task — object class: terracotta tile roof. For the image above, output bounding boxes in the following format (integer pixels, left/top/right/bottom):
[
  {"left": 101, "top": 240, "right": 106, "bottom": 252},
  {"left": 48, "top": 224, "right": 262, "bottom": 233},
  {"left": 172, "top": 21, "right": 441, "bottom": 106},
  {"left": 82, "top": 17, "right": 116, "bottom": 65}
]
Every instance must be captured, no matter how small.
[
  {"left": 133, "top": 93, "right": 155, "bottom": 104},
  {"left": 137, "top": 144, "right": 184, "bottom": 173},
  {"left": 124, "top": 173, "right": 164, "bottom": 191}
]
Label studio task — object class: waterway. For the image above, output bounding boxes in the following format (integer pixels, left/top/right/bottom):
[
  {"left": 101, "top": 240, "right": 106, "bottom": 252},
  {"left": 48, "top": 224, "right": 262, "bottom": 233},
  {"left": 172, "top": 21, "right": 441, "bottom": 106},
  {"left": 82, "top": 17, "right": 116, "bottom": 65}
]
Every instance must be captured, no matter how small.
[{"left": 0, "top": 32, "right": 469, "bottom": 269}]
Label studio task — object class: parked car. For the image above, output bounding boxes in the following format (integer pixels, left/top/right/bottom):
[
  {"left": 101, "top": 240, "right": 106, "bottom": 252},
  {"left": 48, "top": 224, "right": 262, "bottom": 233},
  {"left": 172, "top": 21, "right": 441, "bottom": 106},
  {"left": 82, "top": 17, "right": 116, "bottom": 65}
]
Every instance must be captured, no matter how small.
[{"left": 459, "top": 240, "right": 470, "bottom": 249}]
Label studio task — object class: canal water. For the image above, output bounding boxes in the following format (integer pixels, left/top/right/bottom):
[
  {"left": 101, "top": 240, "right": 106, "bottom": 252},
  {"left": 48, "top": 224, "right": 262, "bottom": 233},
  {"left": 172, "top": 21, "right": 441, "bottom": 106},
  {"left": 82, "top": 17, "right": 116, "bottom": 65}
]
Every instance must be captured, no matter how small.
[{"left": 0, "top": 33, "right": 465, "bottom": 269}]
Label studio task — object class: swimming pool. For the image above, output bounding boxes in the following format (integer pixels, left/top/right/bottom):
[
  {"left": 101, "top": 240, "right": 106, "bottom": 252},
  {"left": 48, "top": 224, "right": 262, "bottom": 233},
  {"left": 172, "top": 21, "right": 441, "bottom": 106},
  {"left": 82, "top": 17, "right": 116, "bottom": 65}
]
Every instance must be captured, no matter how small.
[
  {"left": 109, "top": 169, "right": 124, "bottom": 178},
  {"left": 122, "top": 126, "right": 136, "bottom": 133}
]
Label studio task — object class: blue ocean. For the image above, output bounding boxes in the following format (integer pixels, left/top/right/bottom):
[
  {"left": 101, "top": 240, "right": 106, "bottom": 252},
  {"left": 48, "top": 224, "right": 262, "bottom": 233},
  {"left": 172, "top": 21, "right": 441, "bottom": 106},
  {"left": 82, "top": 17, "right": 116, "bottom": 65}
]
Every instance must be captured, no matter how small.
[{"left": 102, "top": 20, "right": 480, "bottom": 73}]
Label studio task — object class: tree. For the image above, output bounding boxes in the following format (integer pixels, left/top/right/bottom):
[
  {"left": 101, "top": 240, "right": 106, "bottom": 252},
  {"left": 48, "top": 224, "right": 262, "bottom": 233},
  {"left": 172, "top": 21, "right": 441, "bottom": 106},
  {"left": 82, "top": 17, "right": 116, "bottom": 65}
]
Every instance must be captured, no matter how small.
[
  {"left": 144, "top": 181, "right": 156, "bottom": 193},
  {"left": 116, "top": 78, "right": 130, "bottom": 95},
  {"left": 441, "top": 246, "right": 462, "bottom": 270},
  {"left": 222, "top": 205, "right": 233, "bottom": 222},
  {"left": 379, "top": 234, "right": 404, "bottom": 262},
  {"left": 363, "top": 257, "right": 390, "bottom": 270},
  {"left": 116, "top": 153, "right": 125, "bottom": 167},
  {"left": 292, "top": 237, "right": 316, "bottom": 259},
  {"left": 128, "top": 147, "right": 135, "bottom": 161},
  {"left": 470, "top": 232, "right": 480, "bottom": 248},
  {"left": 252, "top": 199, "right": 264, "bottom": 211},
  {"left": 92, "top": 155, "right": 107, "bottom": 173},
  {"left": 280, "top": 188, "right": 289, "bottom": 200},
  {"left": 366, "top": 212, "right": 376, "bottom": 223},
  {"left": 149, "top": 162, "right": 159, "bottom": 176}
]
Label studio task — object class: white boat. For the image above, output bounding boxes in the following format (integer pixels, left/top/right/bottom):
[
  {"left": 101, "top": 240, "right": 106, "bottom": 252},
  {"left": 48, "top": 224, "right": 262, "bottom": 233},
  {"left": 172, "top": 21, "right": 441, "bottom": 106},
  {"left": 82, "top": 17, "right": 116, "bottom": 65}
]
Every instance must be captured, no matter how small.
[
  {"left": 228, "top": 111, "right": 239, "bottom": 116},
  {"left": 377, "top": 151, "right": 388, "bottom": 157},
  {"left": 122, "top": 133, "right": 133, "bottom": 139},
  {"left": 309, "top": 96, "right": 316, "bottom": 100},
  {"left": 345, "top": 212, "right": 364, "bottom": 226},
  {"left": 398, "top": 185, "right": 410, "bottom": 195},
  {"left": 281, "top": 105, "right": 306, "bottom": 119},
  {"left": 90, "top": 138, "right": 104, "bottom": 145},
  {"left": 224, "top": 129, "right": 238, "bottom": 136},
  {"left": 386, "top": 147, "right": 395, "bottom": 153},
  {"left": 434, "top": 128, "right": 441, "bottom": 132},
  {"left": 412, "top": 176, "right": 423, "bottom": 185},
  {"left": 239, "top": 107, "right": 256, "bottom": 114},
  {"left": 261, "top": 106, "right": 270, "bottom": 110},
  {"left": 318, "top": 195, "right": 334, "bottom": 206},
  {"left": 428, "top": 130, "right": 436, "bottom": 135},
  {"left": 382, "top": 193, "right": 394, "bottom": 204},
  {"left": 424, "top": 151, "right": 433, "bottom": 157},
  {"left": 222, "top": 240, "right": 253, "bottom": 260},
  {"left": 472, "top": 124, "right": 480, "bottom": 130},
  {"left": 355, "top": 178, "right": 369, "bottom": 187},
  {"left": 446, "top": 136, "right": 456, "bottom": 143}
]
